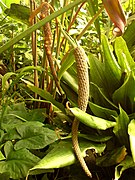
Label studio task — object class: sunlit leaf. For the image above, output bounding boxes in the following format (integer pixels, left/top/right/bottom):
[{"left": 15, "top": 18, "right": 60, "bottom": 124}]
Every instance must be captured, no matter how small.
[
  {"left": 115, "top": 37, "right": 135, "bottom": 72},
  {"left": 58, "top": 49, "right": 74, "bottom": 79},
  {"left": 128, "top": 120, "right": 135, "bottom": 162},
  {"left": 29, "top": 138, "right": 106, "bottom": 174},
  {"left": 101, "top": 34, "right": 121, "bottom": 94},
  {"left": 70, "top": 107, "right": 116, "bottom": 130}
]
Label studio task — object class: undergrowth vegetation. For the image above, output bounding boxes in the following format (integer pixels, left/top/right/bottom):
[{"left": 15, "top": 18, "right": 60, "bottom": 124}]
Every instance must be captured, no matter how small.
[{"left": 0, "top": 0, "right": 135, "bottom": 179}]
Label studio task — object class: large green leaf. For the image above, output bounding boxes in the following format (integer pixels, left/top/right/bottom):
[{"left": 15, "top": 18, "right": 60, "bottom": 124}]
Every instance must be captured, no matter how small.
[
  {"left": 101, "top": 34, "right": 121, "bottom": 94},
  {"left": 4, "top": 3, "right": 30, "bottom": 25},
  {"left": 115, "top": 37, "right": 135, "bottom": 72},
  {"left": 29, "top": 138, "right": 106, "bottom": 174},
  {"left": 113, "top": 106, "right": 130, "bottom": 149},
  {"left": 61, "top": 70, "right": 78, "bottom": 94},
  {"left": 123, "top": 21, "right": 135, "bottom": 50},
  {"left": 0, "top": 141, "right": 40, "bottom": 179},
  {"left": 128, "top": 120, "right": 135, "bottom": 162},
  {"left": 113, "top": 70, "right": 135, "bottom": 114},
  {"left": 58, "top": 49, "right": 74, "bottom": 80},
  {"left": 14, "top": 122, "right": 58, "bottom": 150},
  {"left": 90, "top": 82, "right": 118, "bottom": 110},
  {"left": 11, "top": 121, "right": 58, "bottom": 150},
  {"left": 89, "top": 53, "right": 107, "bottom": 89},
  {"left": 70, "top": 107, "right": 116, "bottom": 130},
  {"left": 115, "top": 156, "right": 135, "bottom": 180},
  {"left": 89, "top": 102, "right": 118, "bottom": 120}
]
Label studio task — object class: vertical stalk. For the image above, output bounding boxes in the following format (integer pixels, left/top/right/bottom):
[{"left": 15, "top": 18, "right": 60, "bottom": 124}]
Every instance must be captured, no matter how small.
[{"left": 30, "top": 0, "right": 39, "bottom": 103}]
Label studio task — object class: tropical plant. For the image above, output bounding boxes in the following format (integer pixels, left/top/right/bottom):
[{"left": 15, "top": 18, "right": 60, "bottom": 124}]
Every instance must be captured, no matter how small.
[{"left": 0, "top": 0, "right": 135, "bottom": 179}]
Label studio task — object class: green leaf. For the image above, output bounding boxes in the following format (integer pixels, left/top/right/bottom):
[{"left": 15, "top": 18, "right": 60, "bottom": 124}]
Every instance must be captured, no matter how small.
[
  {"left": 115, "top": 37, "right": 135, "bottom": 72},
  {"left": 61, "top": 71, "right": 78, "bottom": 94},
  {"left": 14, "top": 122, "right": 58, "bottom": 150},
  {"left": 123, "top": 21, "right": 135, "bottom": 50},
  {"left": 0, "top": 141, "right": 40, "bottom": 179},
  {"left": 128, "top": 120, "right": 135, "bottom": 162},
  {"left": 29, "top": 138, "right": 106, "bottom": 174},
  {"left": 2, "top": 72, "right": 15, "bottom": 93},
  {"left": 0, "top": 151, "right": 5, "bottom": 161},
  {"left": 90, "top": 82, "right": 118, "bottom": 110},
  {"left": 28, "top": 85, "right": 65, "bottom": 112},
  {"left": 58, "top": 49, "right": 74, "bottom": 79},
  {"left": 89, "top": 102, "right": 118, "bottom": 120},
  {"left": 101, "top": 34, "right": 121, "bottom": 94},
  {"left": 4, "top": 3, "right": 30, "bottom": 25},
  {"left": 115, "top": 156, "right": 135, "bottom": 180},
  {"left": 79, "top": 133, "right": 112, "bottom": 143},
  {"left": 89, "top": 53, "right": 106, "bottom": 89},
  {"left": 61, "top": 81, "right": 78, "bottom": 107},
  {"left": 96, "top": 146, "right": 127, "bottom": 167},
  {"left": 70, "top": 107, "right": 116, "bottom": 130},
  {"left": 113, "top": 106, "right": 130, "bottom": 149},
  {"left": 113, "top": 70, "right": 135, "bottom": 113}
]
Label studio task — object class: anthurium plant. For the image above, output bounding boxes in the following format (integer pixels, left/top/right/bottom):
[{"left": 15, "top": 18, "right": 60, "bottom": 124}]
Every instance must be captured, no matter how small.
[{"left": 0, "top": 0, "right": 135, "bottom": 179}]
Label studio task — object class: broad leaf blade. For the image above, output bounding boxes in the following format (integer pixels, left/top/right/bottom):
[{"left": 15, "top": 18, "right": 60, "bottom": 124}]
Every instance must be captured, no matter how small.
[
  {"left": 113, "top": 106, "right": 130, "bottom": 149},
  {"left": 29, "top": 138, "right": 105, "bottom": 173},
  {"left": 89, "top": 102, "right": 118, "bottom": 120},
  {"left": 101, "top": 34, "right": 121, "bottom": 94},
  {"left": 14, "top": 122, "right": 58, "bottom": 150},
  {"left": 113, "top": 70, "right": 135, "bottom": 114},
  {"left": 115, "top": 37, "right": 135, "bottom": 72},
  {"left": 0, "top": 141, "right": 40, "bottom": 179},
  {"left": 70, "top": 107, "right": 116, "bottom": 130}
]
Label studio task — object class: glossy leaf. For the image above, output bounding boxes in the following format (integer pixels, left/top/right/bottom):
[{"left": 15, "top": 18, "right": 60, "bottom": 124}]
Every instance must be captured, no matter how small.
[
  {"left": 113, "top": 106, "right": 130, "bottom": 149},
  {"left": 113, "top": 70, "right": 135, "bottom": 114},
  {"left": 128, "top": 120, "right": 135, "bottom": 162},
  {"left": 101, "top": 34, "right": 121, "bottom": 94},
  {"left": 70, "top": 107, "right": 116, "bottom": 130},
  {"left": 89, "top": 101, "right": 118, "bottom": 120},
  {"left": 29, "top": 138, "right": 106, "bottom": 174},
  {"left": 58, "top": 49, "right": 74, "bottom": 79},
  {"left": 0, "top": 141, "right": 40, "bottom": 179},
  {"left": 89, "top": 53, "right": 106, "bottom": 89},
  {"left": 115, "top": 37, "right": 135, "bottom": 72}
]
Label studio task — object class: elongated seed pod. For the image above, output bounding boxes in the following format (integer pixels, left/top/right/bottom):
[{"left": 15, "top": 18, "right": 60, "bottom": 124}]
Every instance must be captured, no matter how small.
[{"left": 72, "top": 46, "right": 92, "bottom": 178}]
